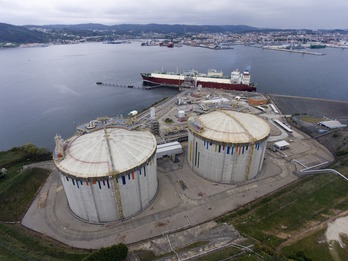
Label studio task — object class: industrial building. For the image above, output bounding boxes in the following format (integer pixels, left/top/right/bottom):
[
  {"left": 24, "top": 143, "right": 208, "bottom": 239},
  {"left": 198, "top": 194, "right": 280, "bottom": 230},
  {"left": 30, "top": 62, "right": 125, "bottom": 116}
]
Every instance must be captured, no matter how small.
[
  {"left": 156, "top": 141, "right": 183, "bottom": 159},
  {"left": 318, "top": 120, "right": 347, "bottom": 129},
  {"left": 53, "top": 127, "right": 157, "bottom": 223},
  {"left": 187, "top": 110, "right": 270, "bottom": 183}
]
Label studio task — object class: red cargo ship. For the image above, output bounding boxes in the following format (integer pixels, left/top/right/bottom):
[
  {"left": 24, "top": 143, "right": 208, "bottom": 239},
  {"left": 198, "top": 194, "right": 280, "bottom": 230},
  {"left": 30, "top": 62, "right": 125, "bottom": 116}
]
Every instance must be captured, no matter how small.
[{"left": 141, "top": 69, "right": 256, "bottom": 91}]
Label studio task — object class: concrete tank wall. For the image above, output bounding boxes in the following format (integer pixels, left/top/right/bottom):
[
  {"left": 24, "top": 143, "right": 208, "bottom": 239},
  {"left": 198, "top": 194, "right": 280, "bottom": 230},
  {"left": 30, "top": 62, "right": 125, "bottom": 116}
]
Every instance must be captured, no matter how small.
[
  {"left": 58, "top": 154, "right": 157, "bottom": 223},
  {"left": 187, "top": 130, "right": 267, "bottom": 183}
]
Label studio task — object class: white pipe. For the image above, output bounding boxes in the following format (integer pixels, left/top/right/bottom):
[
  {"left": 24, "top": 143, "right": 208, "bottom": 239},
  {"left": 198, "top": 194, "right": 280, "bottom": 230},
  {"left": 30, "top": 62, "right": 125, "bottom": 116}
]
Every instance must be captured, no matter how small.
[
  {"left": 293, "top": 160, "right": 348, "bottom": 181},
  {"left": 167, "top": 235, "right": 181, "bottom": 261}
]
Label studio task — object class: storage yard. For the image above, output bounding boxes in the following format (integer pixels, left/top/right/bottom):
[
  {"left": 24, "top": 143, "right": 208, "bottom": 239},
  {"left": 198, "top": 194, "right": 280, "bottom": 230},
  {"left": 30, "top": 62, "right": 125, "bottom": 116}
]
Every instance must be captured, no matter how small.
[{"left": 22, "top": 87, "right": 339, "bottom": 252}]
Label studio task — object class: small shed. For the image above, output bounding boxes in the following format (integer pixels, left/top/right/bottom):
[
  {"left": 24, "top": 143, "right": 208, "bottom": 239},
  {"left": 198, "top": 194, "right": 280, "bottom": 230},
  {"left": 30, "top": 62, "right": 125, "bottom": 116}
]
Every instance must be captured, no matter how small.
[{"left": 273, "top": 140, "right": 290, "bottom": 150}]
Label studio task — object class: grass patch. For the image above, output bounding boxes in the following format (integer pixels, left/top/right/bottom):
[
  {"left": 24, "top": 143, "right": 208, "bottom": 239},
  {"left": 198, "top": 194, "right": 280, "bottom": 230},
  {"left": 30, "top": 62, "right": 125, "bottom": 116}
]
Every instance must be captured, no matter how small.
[
  {"left": 216, "top": 172, "right": 348, "bottom": 255},
  {"left": 281, "top": 228, "right": 332, "bottom": 261},
  {"left": 0, "top": 223, "right": 88, "bottom": 261},
  {"left": 195, "top": 246, "right": 244, "bottom": 261},
  {"left": 214, "top": 144, "right": 348, "bottom": 260},
  {"left": 0, "top": 243, "right": 23, "bottom": 261},
  {"left": 332, "top": 235, "right": 348, "bottom": 261},
  {"left": 0, "top": 145, "right": 89, "bottom": 260},
  {"left": 0, "top": 150, "right": 27, "bottom": 168},
  {"left": 136, "top": 250, "right": 158, "bottom": 261},
  {"left": 0, "top": 144, "right": 52, "bottom": 221},
  {"left": 299, "top": 116, "right": 324, "bottom": 123},
  {"left": 0, "top": 167, "right": 50, "bottom": 221}
]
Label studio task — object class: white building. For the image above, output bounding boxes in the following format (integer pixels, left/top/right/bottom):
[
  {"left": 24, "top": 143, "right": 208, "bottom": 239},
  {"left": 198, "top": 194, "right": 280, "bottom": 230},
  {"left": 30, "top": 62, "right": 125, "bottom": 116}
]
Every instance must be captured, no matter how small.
[
  {"left": 54, "top": 127, "right": 157, "bottom": 223},
  {"left": 156, "top": 141, "right": 183, "bottom": 159},
  {"left": 273, "top": 140, "right": 290, "bottom": 150},
  {"left": 187, "top": 110, "right": 270, "bottom": 183}
]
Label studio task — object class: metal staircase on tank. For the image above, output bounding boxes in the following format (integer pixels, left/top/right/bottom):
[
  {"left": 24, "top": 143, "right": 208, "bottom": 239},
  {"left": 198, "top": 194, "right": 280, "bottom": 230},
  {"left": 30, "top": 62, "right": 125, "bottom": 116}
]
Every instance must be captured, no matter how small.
[
  {"left": 111, "top": 172, "right": 124, "bottom": 220},
  {"left": 246, "top": 139, "right": 256, "bottom": 181},
  {"left": 104, "top": 127, "right": 124, "bottom": 220},
  {"left": 219, "top": 110, "right": 256, "bottom": 181}
]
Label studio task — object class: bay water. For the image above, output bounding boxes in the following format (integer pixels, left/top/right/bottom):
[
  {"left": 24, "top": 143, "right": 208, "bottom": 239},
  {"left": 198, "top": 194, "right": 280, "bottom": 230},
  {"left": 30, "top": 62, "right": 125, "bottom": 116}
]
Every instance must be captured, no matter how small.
[{"left": 0, "top": 42, "right": 347, "bottom": 150}]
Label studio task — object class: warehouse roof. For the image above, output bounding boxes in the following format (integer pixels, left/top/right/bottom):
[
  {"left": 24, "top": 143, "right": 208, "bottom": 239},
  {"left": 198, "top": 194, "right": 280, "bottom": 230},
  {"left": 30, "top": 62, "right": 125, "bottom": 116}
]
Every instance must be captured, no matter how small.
[
  {"left": 55, "top": 127, "right": 156, "bottom": 178},
  {"left": 318, "top": 120, "right": 347, "bottom": 129},
  {"left": 188, "top": 110, "right": 270, "bottom": 144}
]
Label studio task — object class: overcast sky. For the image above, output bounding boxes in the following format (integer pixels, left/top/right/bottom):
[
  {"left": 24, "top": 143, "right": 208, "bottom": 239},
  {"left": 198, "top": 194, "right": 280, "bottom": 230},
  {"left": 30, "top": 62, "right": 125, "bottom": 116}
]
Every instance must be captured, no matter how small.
[{"left": 1, "top": 0, "right": 347, "bottom": 29}]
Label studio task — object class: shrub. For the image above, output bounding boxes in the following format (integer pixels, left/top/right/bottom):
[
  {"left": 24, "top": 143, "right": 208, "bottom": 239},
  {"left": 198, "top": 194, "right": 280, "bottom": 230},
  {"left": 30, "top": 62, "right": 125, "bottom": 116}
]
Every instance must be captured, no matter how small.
[
  {"left": 332, "top": 132, "right": 339, "bottom": 138},
  {"left": 165, "top": 118, "right": 173, "bottom": 124},
  {"left": 288, "top": 251, "right": 312, "bottom": 261},
  {"left": 83, "top": 243, "right": 128, "bottom": 261},
  {"left": 21, "top": 143, "right": 51, "bottom": 161}
]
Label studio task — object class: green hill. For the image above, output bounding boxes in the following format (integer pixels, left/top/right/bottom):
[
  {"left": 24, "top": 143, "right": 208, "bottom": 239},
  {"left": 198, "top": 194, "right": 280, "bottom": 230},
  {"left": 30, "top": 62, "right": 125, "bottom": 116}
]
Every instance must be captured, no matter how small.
[{"left": 0, "top": 23, "right": 48, "bottom": 44}]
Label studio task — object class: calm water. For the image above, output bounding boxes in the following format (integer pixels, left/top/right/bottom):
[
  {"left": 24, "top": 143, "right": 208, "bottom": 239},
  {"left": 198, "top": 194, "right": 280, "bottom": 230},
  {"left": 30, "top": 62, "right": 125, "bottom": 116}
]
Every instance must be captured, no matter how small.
[{"left": 0, "top": 42, "right": 347, "bottom": 151}]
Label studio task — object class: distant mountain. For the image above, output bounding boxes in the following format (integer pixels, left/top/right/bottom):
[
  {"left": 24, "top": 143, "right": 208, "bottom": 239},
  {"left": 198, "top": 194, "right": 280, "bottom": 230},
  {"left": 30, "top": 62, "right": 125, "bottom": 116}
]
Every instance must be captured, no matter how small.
[
  {"left": 30, "top": 23, "right": 261, "bottom": 34},
  {"left": 40, "top": 23, "right": 110, "bottom": 31},
  {"left": 0, "top": 23, "right": 48, "bottom": 44},
  {"left": 1, "top": 23, "right": 265, "bottom": 44},
  {"left": 108, "top": 24, "right": 261, "bottom": 34},
  {"left": 2, "top": 22, "right": 347, "bottom": 45}
]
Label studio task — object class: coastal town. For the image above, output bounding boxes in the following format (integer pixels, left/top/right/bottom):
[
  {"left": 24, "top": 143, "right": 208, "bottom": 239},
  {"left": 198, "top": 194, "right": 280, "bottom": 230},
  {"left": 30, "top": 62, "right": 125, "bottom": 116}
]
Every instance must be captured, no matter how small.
[{"left": 1, "top": 23, "right": 348, "bottom": 50}]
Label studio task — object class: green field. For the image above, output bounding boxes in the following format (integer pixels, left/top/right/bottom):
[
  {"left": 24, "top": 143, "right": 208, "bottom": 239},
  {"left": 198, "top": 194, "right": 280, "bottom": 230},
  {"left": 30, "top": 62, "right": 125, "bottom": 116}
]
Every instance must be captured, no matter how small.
[
  {"left": 0, "top": 223, "right": 88, "bottom": 261},
  {"left": 0, "top": 145, "right": 52, "bottom": 221},
  {"left": 299, "top": 116, "right": 325, "bottom": 123},
  {"left": 216, "top": 164, "right": 348, "bottom": 260},
  {"left": 0, "top": 145, "right": 90, "bottom": 260},
  {"left": 0, "top": 167, "right": 50, "bottom": 221},
  {"left": 281, "top": 228, "right": 348, "bottom": 261}
]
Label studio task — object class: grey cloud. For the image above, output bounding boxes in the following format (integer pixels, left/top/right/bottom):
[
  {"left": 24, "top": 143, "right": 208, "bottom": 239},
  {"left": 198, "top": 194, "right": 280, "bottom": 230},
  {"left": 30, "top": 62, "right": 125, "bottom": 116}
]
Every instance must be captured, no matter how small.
[{"left": 0, "top": 0, "right": 347, "bottom": 29}]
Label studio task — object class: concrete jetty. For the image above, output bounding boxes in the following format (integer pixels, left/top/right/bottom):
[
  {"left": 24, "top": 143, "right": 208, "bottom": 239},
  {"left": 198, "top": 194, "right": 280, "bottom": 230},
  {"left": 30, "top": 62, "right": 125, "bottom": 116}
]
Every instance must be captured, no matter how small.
[{"left": 262, "top": 46, "right": 326, "bottom": 56}]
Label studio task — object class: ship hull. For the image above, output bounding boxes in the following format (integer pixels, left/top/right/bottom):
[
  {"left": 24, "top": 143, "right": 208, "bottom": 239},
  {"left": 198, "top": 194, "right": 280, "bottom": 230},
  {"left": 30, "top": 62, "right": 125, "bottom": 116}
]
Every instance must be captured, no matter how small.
[{"left": 141, "top": 73, "right": 256, "bottom": 92}]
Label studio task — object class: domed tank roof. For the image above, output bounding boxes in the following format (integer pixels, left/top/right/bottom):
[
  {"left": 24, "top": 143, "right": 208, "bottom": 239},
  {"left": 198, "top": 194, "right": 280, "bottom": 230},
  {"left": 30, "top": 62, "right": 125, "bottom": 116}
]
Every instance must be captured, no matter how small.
[
  {"left": 55, "top": 127, "right": 156, "bottom": 178},
  {"left": 188, "top": 110, "right": 270, "bottom": 144}
]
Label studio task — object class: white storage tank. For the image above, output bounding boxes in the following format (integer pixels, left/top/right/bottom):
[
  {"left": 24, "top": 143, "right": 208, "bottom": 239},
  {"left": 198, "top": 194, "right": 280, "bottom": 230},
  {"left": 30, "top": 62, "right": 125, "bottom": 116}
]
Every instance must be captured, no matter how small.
[
  {"left": 187, "top": 110, "right": 270, "bottom": 183},
  {"left": 53, "top": 127, "right": 157, "bottom": 223}
]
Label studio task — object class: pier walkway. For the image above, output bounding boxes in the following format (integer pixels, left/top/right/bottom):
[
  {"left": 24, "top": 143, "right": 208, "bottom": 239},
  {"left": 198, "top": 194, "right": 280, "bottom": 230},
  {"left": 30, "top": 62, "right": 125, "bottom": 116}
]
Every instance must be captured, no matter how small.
[
  {"left": 262, "top": 46, "right": 326, "bottom": 55},
  {"left": 96, "top": 81, "right": 168, "bottom": 90}
]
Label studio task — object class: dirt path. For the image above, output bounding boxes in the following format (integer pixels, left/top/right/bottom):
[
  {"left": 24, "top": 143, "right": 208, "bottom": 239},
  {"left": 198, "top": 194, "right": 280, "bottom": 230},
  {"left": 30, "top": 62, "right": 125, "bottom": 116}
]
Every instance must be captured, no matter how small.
[{"left": 277, "top": 210, "right": 348, "bottom": 250}]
